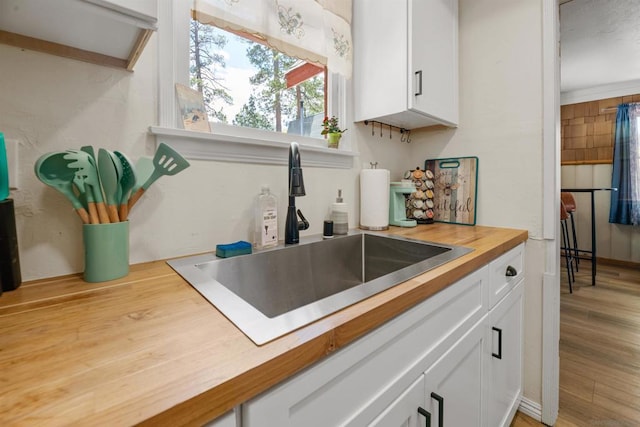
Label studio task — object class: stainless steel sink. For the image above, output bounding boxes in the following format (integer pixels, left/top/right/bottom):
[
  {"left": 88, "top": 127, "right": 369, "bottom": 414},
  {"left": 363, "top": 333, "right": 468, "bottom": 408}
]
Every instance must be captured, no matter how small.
[{"left": 167, "top": 232, "right": 472, "bottom": 345}]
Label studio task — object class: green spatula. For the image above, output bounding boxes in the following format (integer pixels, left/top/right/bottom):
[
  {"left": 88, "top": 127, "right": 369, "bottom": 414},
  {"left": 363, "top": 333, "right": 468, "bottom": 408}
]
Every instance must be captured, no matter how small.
[{"left": 128, "top": 143, "right": 190, "bottom": 210}]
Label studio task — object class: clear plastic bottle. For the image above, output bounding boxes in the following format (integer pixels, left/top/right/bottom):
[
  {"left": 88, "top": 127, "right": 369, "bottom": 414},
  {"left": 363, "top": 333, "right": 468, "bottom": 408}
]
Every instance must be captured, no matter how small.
[
  {"left": 331, "top": 189, "right": 348, "bottom": 235},
  {"left": 254, "top": 186, "right": 278, "bottom": 249}
]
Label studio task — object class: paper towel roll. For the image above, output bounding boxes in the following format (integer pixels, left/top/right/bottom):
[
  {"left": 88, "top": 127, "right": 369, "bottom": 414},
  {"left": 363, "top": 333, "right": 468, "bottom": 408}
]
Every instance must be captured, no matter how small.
[{"left": 360, "top": 168, "right": 390, "bottom": 230}]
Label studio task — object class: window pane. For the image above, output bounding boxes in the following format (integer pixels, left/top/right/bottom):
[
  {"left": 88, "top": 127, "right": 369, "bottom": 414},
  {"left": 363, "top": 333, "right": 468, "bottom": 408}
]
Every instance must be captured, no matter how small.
[{"left": 190, "top": 20, "right": 326, "bottom": 138}]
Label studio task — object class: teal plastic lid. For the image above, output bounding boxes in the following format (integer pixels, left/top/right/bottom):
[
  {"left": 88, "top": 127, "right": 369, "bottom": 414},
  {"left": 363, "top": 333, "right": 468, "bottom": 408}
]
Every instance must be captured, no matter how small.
[{"left": 0, "top": 133, "right": 8, "bottom": 201}]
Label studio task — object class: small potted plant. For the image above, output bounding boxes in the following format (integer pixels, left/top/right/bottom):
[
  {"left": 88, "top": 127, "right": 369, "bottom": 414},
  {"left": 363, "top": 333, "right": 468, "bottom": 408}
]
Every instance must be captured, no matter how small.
[{"left": 321, "top": 116, "right": 347, "bottom": 148}]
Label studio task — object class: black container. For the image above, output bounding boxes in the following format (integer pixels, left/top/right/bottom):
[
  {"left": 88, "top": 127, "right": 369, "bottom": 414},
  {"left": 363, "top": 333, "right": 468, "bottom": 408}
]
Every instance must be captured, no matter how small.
[{"left": 0, "top": 198, "right": 22, "bottom": 292}]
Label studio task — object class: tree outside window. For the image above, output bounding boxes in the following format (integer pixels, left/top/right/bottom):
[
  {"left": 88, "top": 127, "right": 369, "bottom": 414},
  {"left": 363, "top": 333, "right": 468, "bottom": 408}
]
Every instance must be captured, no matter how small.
[{"left": 190, "top": 21, "right": 326, "bottom": 138}]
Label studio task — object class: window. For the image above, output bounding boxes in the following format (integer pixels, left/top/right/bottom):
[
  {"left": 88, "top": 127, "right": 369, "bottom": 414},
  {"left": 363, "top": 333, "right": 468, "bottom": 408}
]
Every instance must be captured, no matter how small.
[
  {"left": 152, "top": 0, "right": 355, "bottom": 168},
  {"left": 190, "top": 20, "right": 327, "bottom": 138}
]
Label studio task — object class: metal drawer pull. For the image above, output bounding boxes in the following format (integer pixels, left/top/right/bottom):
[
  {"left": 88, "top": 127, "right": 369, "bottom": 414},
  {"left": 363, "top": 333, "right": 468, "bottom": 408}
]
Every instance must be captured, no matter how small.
[
  {"left": 492, "top": 326, "right": 503, "bottom": 359},
  {"left": 415, "top": 70, "right": 423, "bottom": 96},
  {"left": 418, "top": 406, "right": 431, "bottom": 426},
  {"left": 505, "top": 265, "right": 517, "bottom": 277},
  {"left": 430, "top": 392, "right": 444, "bottom": 427}
]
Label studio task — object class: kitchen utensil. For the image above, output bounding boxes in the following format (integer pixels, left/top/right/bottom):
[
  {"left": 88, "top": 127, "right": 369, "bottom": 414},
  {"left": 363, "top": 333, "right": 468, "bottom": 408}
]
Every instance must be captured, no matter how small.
[
  {"left": 97, "top": 148, "right": 121, "bottom": 222},
  {"left": 132, "top": 156, "right": 154, "bottom": 192},
  {"left": 109, "top": 150, "right": 124, "bottom": 205},
  {"left": 114, "top": 151, "right": 136, "bottom": 221},
  {"left": 128, "top": 143, "right": 190, "bottom": 210},
  {"left": 424, "top": 157, "right": 479, "bottom": 225},
  {"left": 34, "top": 152, "right": 90, "bottom": 224},
  {"left": 71, "top": 171, "right": 95, "bottom": 224},
  {"left": 0, "top": 133, "right": 9, "bottom": 201},
  {"left": 64, "top": 149, "right": 110, "bottom": 224}
]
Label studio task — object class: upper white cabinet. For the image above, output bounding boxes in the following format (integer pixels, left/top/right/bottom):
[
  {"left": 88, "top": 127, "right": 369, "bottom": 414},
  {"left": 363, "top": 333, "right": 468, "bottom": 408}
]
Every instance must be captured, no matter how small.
[
  {"left": 0, "top": 0, "right": 157, "bottom": 70},
  {"left": 353, "top": 0, "right": 459, "bottom": 129}
]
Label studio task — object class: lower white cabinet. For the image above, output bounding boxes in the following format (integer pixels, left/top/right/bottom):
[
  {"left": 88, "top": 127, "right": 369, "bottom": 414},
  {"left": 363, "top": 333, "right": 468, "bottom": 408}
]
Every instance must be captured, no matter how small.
[
  {"left": 423, "top": 318, "right": 486, "bottom": 427},
  {"left": 368, "top": 376, "right": 425, "bottom": 427},
  {"left": 232, "top": 244, "right": 524, "bottom": 427},
  {"left": 487, "top": 280, "right": 524, "bottom": 427}
]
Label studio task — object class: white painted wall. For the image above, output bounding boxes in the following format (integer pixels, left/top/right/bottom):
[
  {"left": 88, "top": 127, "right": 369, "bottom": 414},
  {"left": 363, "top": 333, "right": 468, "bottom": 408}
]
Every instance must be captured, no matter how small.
[
  {"left": 0, "top": 42, "right": 410, "bottom": 281},
  {"left": 0, "top": 0, "right": 551, "bottom": 417},
  {"left": 409, "top": 0, "right": 547, "bottom": 407}
]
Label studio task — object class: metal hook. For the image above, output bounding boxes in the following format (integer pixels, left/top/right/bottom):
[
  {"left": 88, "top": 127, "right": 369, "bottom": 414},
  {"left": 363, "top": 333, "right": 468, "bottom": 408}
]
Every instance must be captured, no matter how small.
[
  {"left": 389, "top": 124, "right": 392, "bottom": 139},
  {"left": 405, "top": 130, "right": 411, "bottom": 144},
  {"left": 380, "top": 122, "right": 383, "bottom": 137},
  {"left": 400, "top": 129, "right": 406, "bottom": 143}
]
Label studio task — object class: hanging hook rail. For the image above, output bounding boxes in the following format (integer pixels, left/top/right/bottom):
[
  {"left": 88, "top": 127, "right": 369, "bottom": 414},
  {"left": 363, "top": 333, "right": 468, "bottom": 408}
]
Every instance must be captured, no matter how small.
[{"left": 363, "top": 120, "right": 411, "bottom": 143}]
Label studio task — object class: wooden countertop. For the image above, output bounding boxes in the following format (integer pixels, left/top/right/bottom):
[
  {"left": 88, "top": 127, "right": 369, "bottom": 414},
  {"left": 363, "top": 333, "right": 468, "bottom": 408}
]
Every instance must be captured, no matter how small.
[{"left": 0, "top": 224, "right": 527, "bottom": 426}]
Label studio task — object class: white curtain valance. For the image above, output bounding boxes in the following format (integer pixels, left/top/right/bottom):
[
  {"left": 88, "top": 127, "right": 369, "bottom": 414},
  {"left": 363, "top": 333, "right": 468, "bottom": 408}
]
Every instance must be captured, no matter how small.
[{"left": 193, "top": 0, "right": 352, "bottom": 78}]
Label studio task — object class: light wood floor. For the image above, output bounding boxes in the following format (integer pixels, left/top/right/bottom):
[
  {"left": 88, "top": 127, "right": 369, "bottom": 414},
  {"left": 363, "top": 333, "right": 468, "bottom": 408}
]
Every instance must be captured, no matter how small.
[{"left": 511, "top": 259, "right": 640, "bottom": 427}]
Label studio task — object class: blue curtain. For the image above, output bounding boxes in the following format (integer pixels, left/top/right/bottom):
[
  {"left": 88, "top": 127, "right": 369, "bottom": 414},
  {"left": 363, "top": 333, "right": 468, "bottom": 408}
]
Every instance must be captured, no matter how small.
[{"left": 609, "top": 103, "right": 640, "bottom": 225}]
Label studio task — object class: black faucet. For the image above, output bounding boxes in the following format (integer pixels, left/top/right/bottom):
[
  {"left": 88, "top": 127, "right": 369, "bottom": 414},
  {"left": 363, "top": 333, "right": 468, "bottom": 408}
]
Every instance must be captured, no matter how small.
[{"left": 285, "top": 142, "right": 310, "bottom": 244}]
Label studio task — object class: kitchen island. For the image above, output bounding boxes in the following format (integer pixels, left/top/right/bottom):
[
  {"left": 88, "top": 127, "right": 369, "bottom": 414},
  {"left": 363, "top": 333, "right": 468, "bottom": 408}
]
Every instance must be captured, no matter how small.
[{"left": 0, "top": 224, "right": 527, "bottom": 426}]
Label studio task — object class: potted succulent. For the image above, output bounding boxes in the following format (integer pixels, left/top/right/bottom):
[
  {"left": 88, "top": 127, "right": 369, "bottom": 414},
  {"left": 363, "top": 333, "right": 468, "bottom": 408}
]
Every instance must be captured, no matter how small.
[{"left": 321, "top": 116, "right": 347, "bottom": 148}]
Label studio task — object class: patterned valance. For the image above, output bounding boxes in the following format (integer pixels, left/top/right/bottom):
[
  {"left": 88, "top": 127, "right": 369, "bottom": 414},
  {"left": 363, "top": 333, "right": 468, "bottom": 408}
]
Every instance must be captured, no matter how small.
[{"left": 193, "top": 0, "right": 352, "bottom": 78}]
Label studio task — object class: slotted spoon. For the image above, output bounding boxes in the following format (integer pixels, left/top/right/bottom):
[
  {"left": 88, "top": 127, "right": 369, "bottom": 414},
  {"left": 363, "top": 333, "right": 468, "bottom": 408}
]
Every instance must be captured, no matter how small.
[
  {"left": 114, "top": 151, "right": 136, "bottom": 221},
  {"left": 128, "top": 143, "right": 190, "bottom": 210},
  {"left": 64, "top": 149, "right": 110, "bottom": 224},
  {"left": 35, "top": 152, "right": 90, "bottom": 224}
]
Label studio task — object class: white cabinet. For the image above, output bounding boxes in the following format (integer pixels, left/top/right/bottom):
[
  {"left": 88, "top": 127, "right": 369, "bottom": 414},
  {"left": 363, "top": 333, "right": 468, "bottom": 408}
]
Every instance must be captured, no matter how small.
[
  {"left": 242, "top": 266, "right": 488, "bottom": 427},
  {"left": 353, "top": 0, "right": 459, "bottom": 129},
  {"left": 236, "top": 243, "right": 525, "bottom": 427},
  {"left": 0, "top": 0, "right": 157, "bottom": 70},
  {"left": 487, "top": 281, "right": 524, "bottom": 427},
  {"left": 423, "top": 319, "right": 486, "bottom": 427},
  {"left": 368, "top": 377, "right": 426, "bottom": 427}
]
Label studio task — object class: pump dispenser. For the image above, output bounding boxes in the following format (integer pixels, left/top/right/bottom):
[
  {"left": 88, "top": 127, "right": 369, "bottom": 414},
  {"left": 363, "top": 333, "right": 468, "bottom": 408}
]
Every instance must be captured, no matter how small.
[
  {"left": 254, "top": 186, "right": 278, "bottom": 249},
  {"left": 331, "top": 189, "right": 348, "bottom": 235}
]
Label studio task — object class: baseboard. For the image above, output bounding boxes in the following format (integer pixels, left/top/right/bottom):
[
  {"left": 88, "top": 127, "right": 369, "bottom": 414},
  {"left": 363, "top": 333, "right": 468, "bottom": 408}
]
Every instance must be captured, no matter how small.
[
  {"left": 518, "top": 396, "right": 543, "bottom": 422},
  {"left": 597, "top": 257, "right": 640, "bottom": 269}
]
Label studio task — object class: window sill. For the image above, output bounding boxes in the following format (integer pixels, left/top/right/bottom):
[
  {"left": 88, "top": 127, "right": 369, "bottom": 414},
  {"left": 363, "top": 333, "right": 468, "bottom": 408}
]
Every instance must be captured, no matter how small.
[{"left": 149, "top": 126, "right": 357, "bottom": 169}]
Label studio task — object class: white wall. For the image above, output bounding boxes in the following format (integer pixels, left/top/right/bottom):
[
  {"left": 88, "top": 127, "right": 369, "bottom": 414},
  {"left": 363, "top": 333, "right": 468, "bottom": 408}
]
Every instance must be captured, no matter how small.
[
  {"left": 409, "top": 0, "right": 546, "bottom": 407},
  {"left": 0, "top": 42, "right": 410, "bottom": 281}
]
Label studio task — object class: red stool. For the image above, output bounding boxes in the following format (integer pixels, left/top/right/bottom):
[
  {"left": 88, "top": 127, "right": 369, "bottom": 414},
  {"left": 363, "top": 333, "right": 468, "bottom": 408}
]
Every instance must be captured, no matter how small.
[{"left": 561, "top": 192, "right": 579, "bottom": 270}]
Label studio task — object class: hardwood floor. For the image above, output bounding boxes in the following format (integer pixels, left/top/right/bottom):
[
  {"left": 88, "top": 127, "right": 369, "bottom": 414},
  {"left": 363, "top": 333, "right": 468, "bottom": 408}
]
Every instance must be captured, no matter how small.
[{"left": 511, "top": 260, "right": 640, "bottom": 427}]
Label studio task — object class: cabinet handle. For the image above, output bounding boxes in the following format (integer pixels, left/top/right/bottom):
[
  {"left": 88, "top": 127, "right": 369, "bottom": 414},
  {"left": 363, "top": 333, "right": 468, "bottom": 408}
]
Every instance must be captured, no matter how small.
[
  {"left": 505, "top": 265, "right": 517, "bottom": 277},
  {"left": 430, "top": 392, "right": 444, "bottom": 427},
  {"left": 415, "top": 70, "right": 423, "bottom": 96},
  {"left": 492, "top": 326, "right": 503, "bottom": 359},
  {"left": 417, "top": 406, "right": 431, "bottom": 427}
]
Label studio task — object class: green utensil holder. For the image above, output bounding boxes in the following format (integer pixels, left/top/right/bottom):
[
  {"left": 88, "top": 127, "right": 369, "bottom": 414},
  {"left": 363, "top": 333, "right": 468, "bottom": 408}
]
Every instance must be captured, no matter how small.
[{"left": 83, "top": 221, "right": 129, "bottom": 283}]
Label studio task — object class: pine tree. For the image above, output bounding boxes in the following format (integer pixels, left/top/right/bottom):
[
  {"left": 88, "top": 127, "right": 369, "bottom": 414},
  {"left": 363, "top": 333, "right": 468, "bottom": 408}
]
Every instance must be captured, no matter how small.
[{"left": 190, "top": 21, "right": 233, "bottom": 122}]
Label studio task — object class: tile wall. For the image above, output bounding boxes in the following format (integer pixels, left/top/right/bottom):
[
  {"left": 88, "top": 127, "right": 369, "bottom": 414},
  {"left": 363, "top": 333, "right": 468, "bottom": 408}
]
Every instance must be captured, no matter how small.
[{"left": 561, "top": 93, "right": 640, "bottom": 164}]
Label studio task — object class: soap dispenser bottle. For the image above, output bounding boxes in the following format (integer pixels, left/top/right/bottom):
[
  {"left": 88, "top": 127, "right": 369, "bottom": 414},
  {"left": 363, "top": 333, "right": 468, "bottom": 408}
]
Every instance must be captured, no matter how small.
[
  {"left": 331, "top": 189, "right": 348, "bottom": 235},
  {"left": 254, "top": 186, "right": 278, "bottom": 249}
]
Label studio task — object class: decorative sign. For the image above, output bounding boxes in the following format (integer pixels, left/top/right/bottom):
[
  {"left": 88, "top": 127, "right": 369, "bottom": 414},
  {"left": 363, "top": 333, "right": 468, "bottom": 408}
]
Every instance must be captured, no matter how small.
[{"left": 424, "top": 157, "right": 479, "bottom": 226}]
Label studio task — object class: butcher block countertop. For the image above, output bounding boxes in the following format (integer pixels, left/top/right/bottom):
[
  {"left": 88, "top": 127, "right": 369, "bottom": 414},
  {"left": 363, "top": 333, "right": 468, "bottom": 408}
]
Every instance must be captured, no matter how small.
[{"left": 0, "top": 224, "right": 527, "bottom": 426}]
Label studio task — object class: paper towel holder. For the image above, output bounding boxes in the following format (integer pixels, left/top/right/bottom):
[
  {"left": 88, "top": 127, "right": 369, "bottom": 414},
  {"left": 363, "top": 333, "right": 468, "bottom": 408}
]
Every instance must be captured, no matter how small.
[{"left": 359, "top": 165, "right": 390, "bottom": 231}]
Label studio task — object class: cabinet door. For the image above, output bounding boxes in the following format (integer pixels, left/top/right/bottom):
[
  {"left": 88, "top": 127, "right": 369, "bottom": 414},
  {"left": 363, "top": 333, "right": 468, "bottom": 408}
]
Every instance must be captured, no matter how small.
[
  {"left": 368, "top": 376, "right": 426, "bottom": 427},
  {"left": 487, "top": 281, "right": 524, "bottom": 427},
  {"left": 408, "top": 0, "right": 458, "bottom": 125},
  {"left": 423, "top": 318, "right": 486, "bottom": 427}
]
